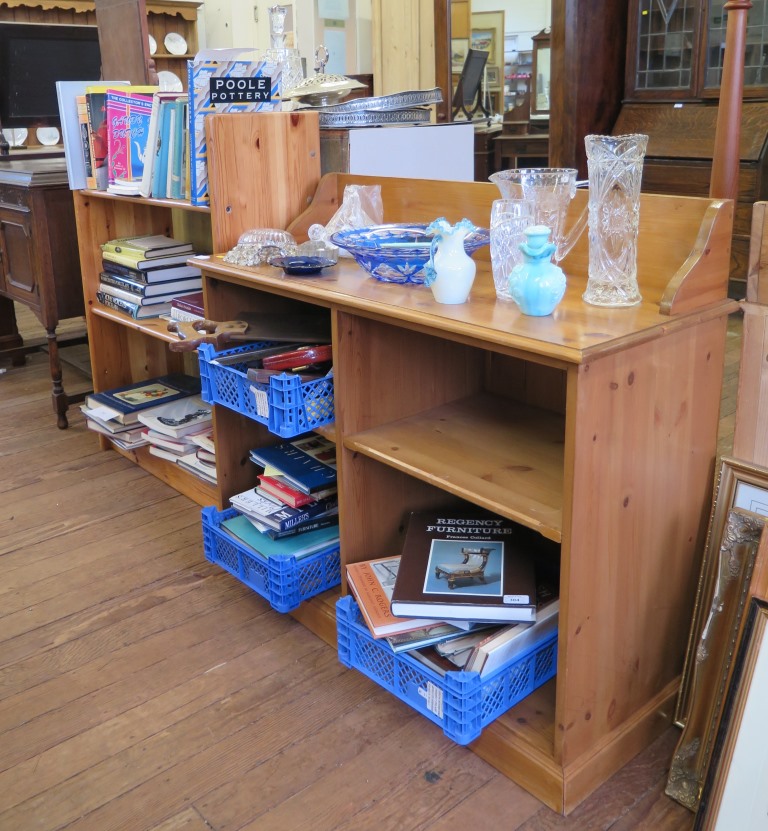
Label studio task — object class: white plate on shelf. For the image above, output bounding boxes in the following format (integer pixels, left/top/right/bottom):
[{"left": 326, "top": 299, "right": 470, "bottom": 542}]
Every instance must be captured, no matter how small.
[
  {"left": 2, "top": 127, "right": 28, "bottom": 147},
  {"left": 164, "top": 32, "right": 187, "bottom": 55},
  {"left": 157, "top": 70, "right": 183, "bottom": 92},
  {"left": 36, "top": 127, "right": 60, "bottom": 146},
  {"left": 148, "top": 34, "right": 157, "bottom": 55}
]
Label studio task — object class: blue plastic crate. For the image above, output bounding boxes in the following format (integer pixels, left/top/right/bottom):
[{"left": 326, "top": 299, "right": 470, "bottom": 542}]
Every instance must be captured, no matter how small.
[
  {"left": 201, "top": 506, "right": 341, "bottom": 613},
  {"left": 336, "top": 594, "right": 558, "bottom": 745},
  {"left": 198, "top": 342, "right": 334, "bottom": 438}
]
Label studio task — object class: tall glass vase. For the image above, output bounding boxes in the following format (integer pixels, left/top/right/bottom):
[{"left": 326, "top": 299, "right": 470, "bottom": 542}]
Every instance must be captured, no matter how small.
[{"left": 582, "top": 133, "right": 648, "bottom": 307}]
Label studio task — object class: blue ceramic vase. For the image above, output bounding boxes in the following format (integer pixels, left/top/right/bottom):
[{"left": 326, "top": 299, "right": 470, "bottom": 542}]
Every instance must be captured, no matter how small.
[{"left": 508, "top": 225, "right": 566, "bottom": 316}]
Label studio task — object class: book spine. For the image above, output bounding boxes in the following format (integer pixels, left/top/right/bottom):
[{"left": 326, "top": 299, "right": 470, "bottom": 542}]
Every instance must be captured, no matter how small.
[
  {"left": 170, "top": 293, "right": 204, "bottom": 315},
  {"left": 152, "top": 101, "right": 172, "bottom": 199},
  {"left": 273, "top": 495, "right": 339, "bottom": 531},
  {"left": 99, "top": 271, "right": 149, "bottom": 296},
  {"left": 170, "top": 98, "right": 186, "bottom": 199},
  {"left": 263, "top": 515, "right": 339, "bottom": 540},
  {"left": 76, "top": 95, "right": 93, "bottom": 181},
  {"left": 96, "top": 290, "right": 140, "bottom": 318},
  {"left": 169, "top": 307, "right": 205, "bottom": 323},
  {"left": 100, "top": 259, "right": 147, "bottom": 281},
  {"left": 105, "top": 93, "right": 128, "bottom": 184},
  {"left": 86, "top": 92, "right": 109, "bottom": 190},
  {"left": 98, "top": 283, "right": 167, "bottom": 307}
]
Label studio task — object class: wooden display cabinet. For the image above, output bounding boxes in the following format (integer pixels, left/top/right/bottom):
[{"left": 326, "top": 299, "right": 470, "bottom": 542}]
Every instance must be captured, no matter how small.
[{"left": 194, "top": 170, "right": 736, "bottom": 813}]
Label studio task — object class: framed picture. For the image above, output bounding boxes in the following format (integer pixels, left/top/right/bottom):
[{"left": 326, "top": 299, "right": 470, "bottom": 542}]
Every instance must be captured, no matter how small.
[
  {"left": 471, "top": 10, "right": 504, "bottom": 68},
  {"left": 666, "top": 506, "right": 768, "bottom": 811},
  {"left": 451, "top": 38, "right": 469, "bottom": 73},
  {"left": 695, "top": 597, "right": 768, "bottom": 830},
  {"left": 675, "top": 457, "right": 768, "bottom": 727},
  {"left": 486, "top": 65, "right": 501, "bottom": 89}
]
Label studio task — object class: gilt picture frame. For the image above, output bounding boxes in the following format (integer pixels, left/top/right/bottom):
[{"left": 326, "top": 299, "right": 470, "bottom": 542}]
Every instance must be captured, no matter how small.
[
  {"left": 675, "top": 458, "right": 768, "bottom": 728},
  {"left": 666, "top": 507, "right": 768, "bottom": 811},
  {"left": 694, "top": 597, "right": 768, "bottom": 830},
  {"left": 470, "top": 10, "right": 504, "bottom": 69}
]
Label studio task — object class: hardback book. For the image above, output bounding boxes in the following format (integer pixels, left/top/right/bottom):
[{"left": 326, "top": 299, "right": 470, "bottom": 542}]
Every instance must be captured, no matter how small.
[
  {"left": 101, "top": 234, "right": 194, "bottom": 259},
  {"left": 170, "top": 291, "right": 205, "bottom": 318},
  {"left": 76, "top": 94, "right": 93, "bottom": 184},
  {"left": 230, "top": 486, "right": 338, "bottom": 532},
  {"left": 80, "top": 405, "right": 149, "bottom": 436},
  {"left": 385, "top": 620, "right": 496, "bottom": 654},
  {"left": 101, "top": 249, "right": 195, "bottom": 271},
  {"left": 101, "top": 259, "right": 203, "bottom": 284},
  {"left": 86, "top": 421, "right": 149, "bottom": 448},
  {"left": 221, "top": 513, "right": 340, "bottom": 561},
  {"left": 248, "top": 434, "right": 337, "bottom": 495},
  {"left": 256, "top": 474, "right": 336, "bottom": 509},
  {"left": 346, "top": 556, "right": 447, "bottom": 639},
  {"left": 84, "top": 373, "right": 201, "bottom": 424},
  {"left": 187, "top": 48, "right": 282, "bottom": 206},
  {"left": 389, "top": 511, "right": 539, "bottom": 624},
  {"left": 104, "top": 87, "right": 157, "bottom": 185},
  {"left": 137, "top": 395, "right": 213, "bottom": 439},
  {"left": 99, "top": 271, "right": 202, "bottom": 298},
  {"left": 97, "top": 283, "right": 187, "bottom": 307},
  {"left": 96, "top": 290, "right": 172, "bottom": 319}
]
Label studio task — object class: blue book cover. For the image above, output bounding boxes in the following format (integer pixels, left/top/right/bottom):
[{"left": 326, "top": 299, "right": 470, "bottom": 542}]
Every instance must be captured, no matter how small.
[
  {"left": 151, "top": 100, "right": 172, "bottom": 198},
  {"left": 249, "top": 435, "right": 336, "bottom": 494}
]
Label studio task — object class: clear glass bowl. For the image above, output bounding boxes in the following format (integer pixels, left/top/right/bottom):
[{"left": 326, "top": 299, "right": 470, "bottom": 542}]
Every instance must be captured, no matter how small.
[
  {"left": 223, "top": 228, "right": 297, "bottom": 267},
  {"left": 330, "top": 223, "right": 490, "bottom": 284}
]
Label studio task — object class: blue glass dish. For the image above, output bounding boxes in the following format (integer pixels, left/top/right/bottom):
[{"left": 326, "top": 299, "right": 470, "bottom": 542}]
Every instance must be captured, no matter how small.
[
  {"left": 269, "top": 256, "right": 337, "bottom": 276},
  {"left": 330, "top": 223, "right": 490, "bottom": 284}
]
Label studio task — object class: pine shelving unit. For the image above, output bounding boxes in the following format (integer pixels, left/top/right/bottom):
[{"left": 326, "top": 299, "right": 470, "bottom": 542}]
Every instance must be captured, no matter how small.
[{"left": 73, "top": 113, "right": 736, "bottom": 813}]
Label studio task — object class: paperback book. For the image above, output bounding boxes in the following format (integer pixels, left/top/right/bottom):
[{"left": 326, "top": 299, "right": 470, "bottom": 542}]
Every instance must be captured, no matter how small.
[{"left": 390, "top": 510, "right": 539, "bottom": 624}]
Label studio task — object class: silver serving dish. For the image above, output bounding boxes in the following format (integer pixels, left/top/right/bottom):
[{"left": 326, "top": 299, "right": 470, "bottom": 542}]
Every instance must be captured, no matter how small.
[
  {"left": 285, "top": 73, "right": 368, "bottom": 106},
  {"left": 321, "top": 87, "right": 443, "bottom": 114},
  {"left": 319, "top": 108, "right": 433, "bottom": 129}
]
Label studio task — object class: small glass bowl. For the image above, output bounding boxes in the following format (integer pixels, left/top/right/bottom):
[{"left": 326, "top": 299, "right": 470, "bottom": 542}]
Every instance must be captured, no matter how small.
[{"left": 330, "top": 223, "right": 489, "bottom": 284}]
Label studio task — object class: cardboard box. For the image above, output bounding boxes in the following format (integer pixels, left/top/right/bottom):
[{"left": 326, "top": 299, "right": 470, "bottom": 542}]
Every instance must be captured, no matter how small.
[{"left": 187, "top": 48, "right": 282, "bottom": 207}]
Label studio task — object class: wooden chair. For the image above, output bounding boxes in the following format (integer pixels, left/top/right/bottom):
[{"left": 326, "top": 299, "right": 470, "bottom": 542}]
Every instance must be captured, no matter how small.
[{"left": 435, "top": 547, "right": 492, "bottom": 589}]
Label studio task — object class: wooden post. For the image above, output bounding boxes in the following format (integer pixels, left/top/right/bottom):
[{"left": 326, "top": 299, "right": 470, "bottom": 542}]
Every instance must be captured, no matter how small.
[{"left": 709, "top": 0, "right": 752, "bottom": 200}]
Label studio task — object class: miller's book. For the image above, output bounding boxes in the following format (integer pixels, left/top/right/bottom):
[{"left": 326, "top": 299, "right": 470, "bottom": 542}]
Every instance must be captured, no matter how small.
[{"left": 390, "top": 511, "right": 538, "bottom": 624}]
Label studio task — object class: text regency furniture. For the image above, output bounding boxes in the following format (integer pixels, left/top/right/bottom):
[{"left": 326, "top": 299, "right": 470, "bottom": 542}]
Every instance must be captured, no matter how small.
[{"left": 72, "top": 107, "right": 736, "bottom": 812}]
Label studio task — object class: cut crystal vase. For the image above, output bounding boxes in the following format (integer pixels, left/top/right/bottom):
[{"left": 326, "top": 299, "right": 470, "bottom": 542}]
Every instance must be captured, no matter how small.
[{"left": 582, "top": 133, "right": 648, "bottom": 307}]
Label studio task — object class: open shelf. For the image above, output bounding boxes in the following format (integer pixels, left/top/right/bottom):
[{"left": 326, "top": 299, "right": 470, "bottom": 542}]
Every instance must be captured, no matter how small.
[
  {"left": 90, "top": 306, "right": 182, "bottom": 343},
  {"left": 344, "top": 394, "right": 564, "bottom": 542}
]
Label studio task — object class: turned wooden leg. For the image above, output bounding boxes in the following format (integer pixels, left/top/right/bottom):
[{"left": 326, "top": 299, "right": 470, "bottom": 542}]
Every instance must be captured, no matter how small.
[{"left": 46, "top": 328, "right": 69, "bottom": 429}]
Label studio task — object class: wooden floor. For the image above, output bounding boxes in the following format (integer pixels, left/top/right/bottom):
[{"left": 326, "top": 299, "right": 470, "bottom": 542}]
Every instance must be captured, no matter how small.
[{"left": 0, "top": 309, "right": 742, "bottom": 831}]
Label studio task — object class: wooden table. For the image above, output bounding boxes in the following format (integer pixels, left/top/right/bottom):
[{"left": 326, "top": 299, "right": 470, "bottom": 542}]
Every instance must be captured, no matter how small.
[{"left": 0, "top": 159, "right": 85, "bottom": 427}]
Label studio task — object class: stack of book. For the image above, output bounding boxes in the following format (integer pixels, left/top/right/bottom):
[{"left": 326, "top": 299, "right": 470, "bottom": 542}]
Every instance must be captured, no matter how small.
[
  {"left": 229, "top": 434, "right": 339, "bottom": 540},
  {"left": 80, "top": 373, "right": 201, "bottom": 450},
  {"left": 140, "top": 90, "right": 190, "bottom": 201},
  {"left": 97, "top": 234, "right": 203, "bottom": 319},
  {"left": 346, "top": 509, "right": 561, "bottom": 678},
  {"left": 136, "top": 396, "right": 214, "bottom": 482}
]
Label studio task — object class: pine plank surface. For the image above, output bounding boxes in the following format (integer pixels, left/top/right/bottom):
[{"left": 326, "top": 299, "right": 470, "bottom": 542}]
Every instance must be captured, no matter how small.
[{"left": 0, "top": 310, "right": 741, "bottom": 829}]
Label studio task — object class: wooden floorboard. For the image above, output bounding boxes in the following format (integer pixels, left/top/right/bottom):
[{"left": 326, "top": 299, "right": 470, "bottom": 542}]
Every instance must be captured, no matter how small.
[{"left": 0, "top": 308, "right": 739, "bottom": 829}]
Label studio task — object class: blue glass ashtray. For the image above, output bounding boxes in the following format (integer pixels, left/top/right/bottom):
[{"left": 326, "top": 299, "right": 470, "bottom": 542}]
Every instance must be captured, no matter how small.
[
  {"left": 330, "top": 223, "right": 490, "bottom": 284},
  {"left": 269, "top": 256, "right": 337, "bottom": 276}
]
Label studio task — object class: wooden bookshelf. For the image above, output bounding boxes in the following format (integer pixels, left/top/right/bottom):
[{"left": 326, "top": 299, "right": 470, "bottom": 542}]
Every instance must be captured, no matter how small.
[{"left": 73, "top": 117, "right": 736, "bottom": 814}]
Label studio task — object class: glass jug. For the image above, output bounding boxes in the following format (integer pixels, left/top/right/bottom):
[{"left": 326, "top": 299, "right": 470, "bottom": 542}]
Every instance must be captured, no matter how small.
[{"left": 489, "top": 168, "right": 586, "bottom": 263}]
